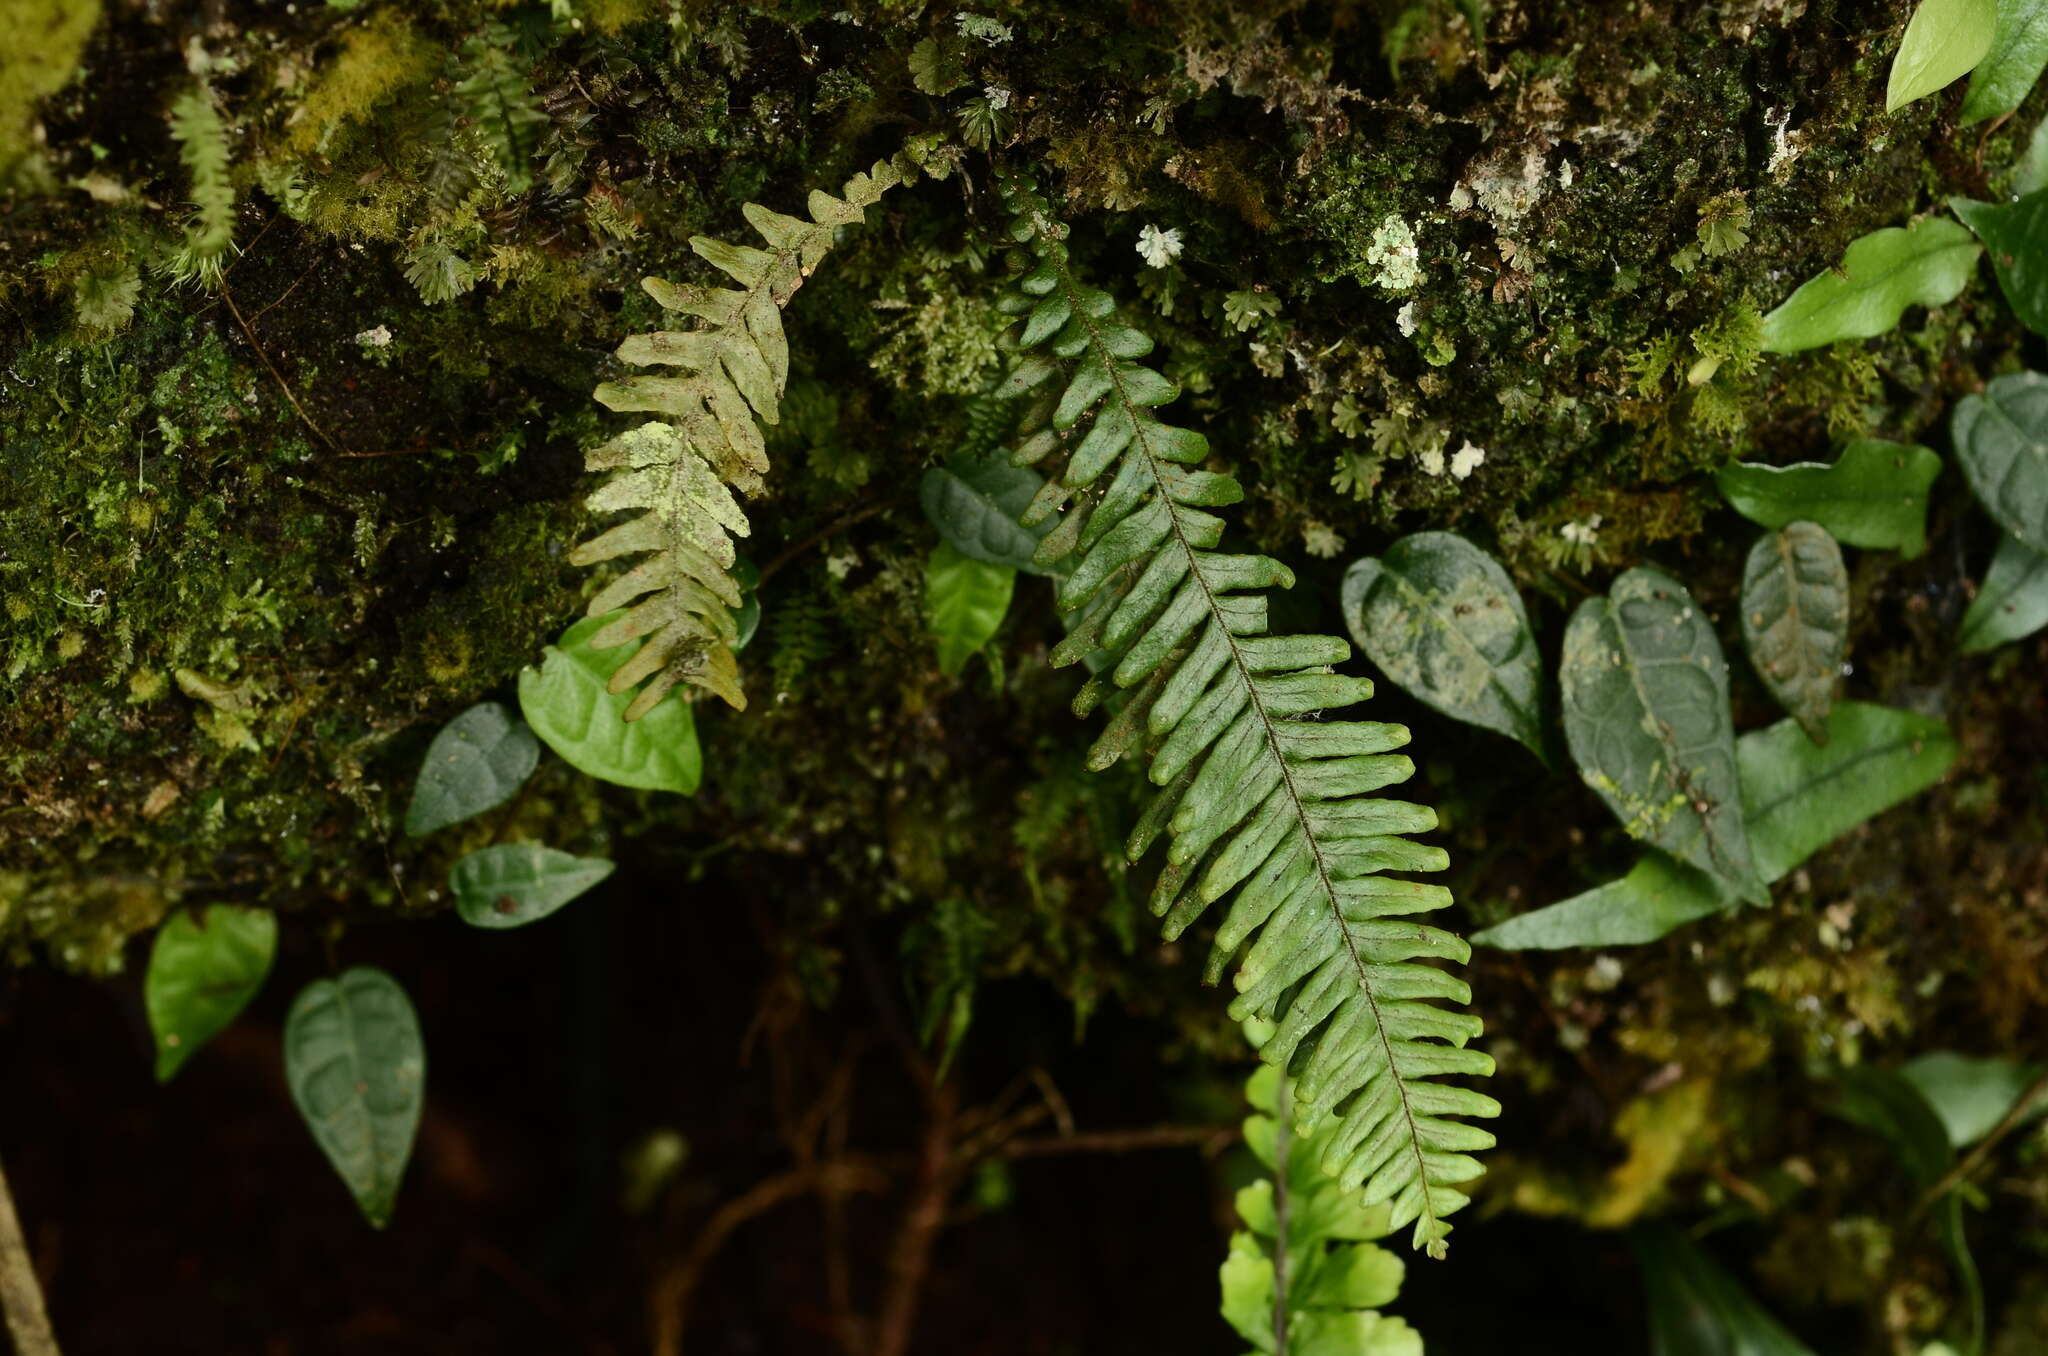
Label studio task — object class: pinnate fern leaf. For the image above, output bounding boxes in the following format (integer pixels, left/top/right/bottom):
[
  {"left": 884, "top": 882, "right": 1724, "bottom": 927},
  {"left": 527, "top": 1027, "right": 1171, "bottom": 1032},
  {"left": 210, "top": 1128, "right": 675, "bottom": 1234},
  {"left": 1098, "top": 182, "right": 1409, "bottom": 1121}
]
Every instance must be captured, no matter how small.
[
  {"left": 989, "top": 170, "right": 1497, "bottom": 1257},
  {"left": 569, "top": 159, "right": 902, "bottom": 718}
]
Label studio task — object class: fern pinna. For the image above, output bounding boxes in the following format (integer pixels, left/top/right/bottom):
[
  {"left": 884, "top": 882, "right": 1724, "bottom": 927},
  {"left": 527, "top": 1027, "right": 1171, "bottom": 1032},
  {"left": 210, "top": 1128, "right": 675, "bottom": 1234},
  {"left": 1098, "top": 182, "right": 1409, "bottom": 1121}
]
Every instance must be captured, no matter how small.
[
  {"left": 989, "top": 169, "right": 1498, "bottom": 1257},
  {"left": 569, "top": 160, "right": 903, "bottom": 718}
]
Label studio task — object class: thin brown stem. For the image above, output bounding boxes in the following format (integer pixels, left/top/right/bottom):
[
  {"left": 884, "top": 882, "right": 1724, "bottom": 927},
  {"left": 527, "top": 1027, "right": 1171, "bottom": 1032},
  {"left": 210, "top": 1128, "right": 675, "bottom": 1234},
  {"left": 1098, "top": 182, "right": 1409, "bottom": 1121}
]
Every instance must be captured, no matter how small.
[
  {"left": 1913, "top": 1068, "right": 2048, "bottom": 1220},
  {"left": 0, "top": 1150, "right": 60, "bottom": 1356},
  {"left": 872, "top": 1081, "right": 958, "bottom": 1356},
  {"left": 997, "top": 1125, "right": 1236, "bottom": 1159}
]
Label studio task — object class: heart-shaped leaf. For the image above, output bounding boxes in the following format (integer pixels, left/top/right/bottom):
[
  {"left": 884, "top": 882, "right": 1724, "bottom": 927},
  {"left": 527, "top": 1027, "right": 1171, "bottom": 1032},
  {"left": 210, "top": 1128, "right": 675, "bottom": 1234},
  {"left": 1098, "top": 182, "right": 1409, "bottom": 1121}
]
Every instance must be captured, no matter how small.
[
  {"left": 1959, "top": 533, "right": 2048, "bottom": 651},
  {"left": 1472, "top": 852, "right": 1737, "bottom": 951},
  {"left": 145, "top": 905, "right": 277, "bottom": 1081},
  {"left": 403, "top": 701, "right": 540, "bottom": 837},
  {"left": 1951, "top": 192, "right": 2048, "bottom": 335},
  {"left": 925, "top": 543, "right": 1016, "bottom": 677},
  {"left": 1340, "top": 532, "right": 1545, "bottom": 759},
  {"left": 920, "top": 444, "right": 1054, "bottom": 573},
  {"left": 1562, "top": 567, "right": 1764, "bottom": 902},
  {"left": 518, "top": 615, "right": 701, "bottom": 793},
  {"left": 1758, "top": 218, "right": 1980, "bottom": 352},
  {"left": 1738, "top": 702, "right": 1958, "bottom": 883},
  {"left": 285, "top": 967, "right": 426, "bottom": 1229},
  {"left": 1741, "top": 523, "right": 1849, "bottom": 743},
  {"left": 450, "top": 842, "right": 615, "bottom": 929},
  {"left": 1888, "top": 0, "right": 1999, "bottom": 112},
  {"left": 1952, "top": 371, "right": 2048, "bottom": 552},
  {"left": 1717, "top": 440, "right": 1943, "bottom": 557},
  {"left": 1962, "top": 0, "right": 2048, "bottom": 122}
]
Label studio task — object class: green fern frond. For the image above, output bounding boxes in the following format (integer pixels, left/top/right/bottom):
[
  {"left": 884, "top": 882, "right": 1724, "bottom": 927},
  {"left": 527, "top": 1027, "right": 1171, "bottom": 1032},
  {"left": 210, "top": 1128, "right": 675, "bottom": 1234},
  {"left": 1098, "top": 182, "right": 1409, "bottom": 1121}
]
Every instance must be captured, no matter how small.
[
  {"left": 167, "top": 84, "right": 235, "bottom": 286},
  {"left": 569, "top": 159, "right": 903, "bottom": 717},
  {"left": 454, "top": 25, "right": 547, "bottom": 194},
  {"left": 988, "top": 168, "right": 1497, "bottom": 1257}
]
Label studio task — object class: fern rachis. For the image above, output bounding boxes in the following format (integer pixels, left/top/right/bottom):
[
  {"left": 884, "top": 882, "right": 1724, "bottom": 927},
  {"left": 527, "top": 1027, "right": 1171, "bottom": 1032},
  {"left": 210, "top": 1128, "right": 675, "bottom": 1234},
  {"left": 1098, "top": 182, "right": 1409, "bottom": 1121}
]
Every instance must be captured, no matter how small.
[{"left": 990, "top": 170, "right": 1498, "bottom": 1256}]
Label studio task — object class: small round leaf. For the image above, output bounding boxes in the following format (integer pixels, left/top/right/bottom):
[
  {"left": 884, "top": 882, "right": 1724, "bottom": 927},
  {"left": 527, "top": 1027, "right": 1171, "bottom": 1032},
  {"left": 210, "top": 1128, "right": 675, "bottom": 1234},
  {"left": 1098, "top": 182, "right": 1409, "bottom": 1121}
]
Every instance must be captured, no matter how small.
[{"left": 450, "top": 842, "right": 615, "bottom": 929}]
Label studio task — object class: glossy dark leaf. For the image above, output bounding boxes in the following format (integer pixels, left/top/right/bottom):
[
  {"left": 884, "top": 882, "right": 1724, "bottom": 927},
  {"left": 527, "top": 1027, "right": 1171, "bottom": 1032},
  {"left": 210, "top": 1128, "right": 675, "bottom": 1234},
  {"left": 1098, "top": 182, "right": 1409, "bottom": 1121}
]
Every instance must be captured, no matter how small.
[
  {"left": 1951, "top": 192, "right": 2048, "bottom": 336},
  {"left": 920, "top": 443, "right": 1054, "bottom": 573},
  {"left": 145, "top": 905, "right": 277, "bottom": 1082},
  {"left": 1959, "top": 534, "right": 2048, "bottom": 651},
  {"left": 403, "top": 701, "right": 540, "bottom": 837},
  {"left": 1740, "top": 523, "right": 1849, "bottom": 744},
  {"left": 1634, "top": 1224, "right": 1817, "bottom": 1356},
  {"left": 450, "top": 842, "right": 616, "bottom": 929},
  {"left": 1717, "top": 440, "right": 1943, "bottom": 557},
  {"left": 1952, "top": 371, "right": 2048, "bottom": 553},
  {"left": 1961, "top": 0, "right": 2048, "bottom": 122},
  {"left": 284, "top": 967, "right": 426, "bottom": 1229}
]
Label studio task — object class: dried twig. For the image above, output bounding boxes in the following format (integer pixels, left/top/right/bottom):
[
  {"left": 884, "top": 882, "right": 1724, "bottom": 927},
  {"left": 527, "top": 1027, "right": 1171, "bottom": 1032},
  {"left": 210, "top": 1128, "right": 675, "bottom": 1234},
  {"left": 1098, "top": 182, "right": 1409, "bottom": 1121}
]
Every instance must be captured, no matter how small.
[{"left": 0, "top": 1150, "right": 60, "bottom": 1356}]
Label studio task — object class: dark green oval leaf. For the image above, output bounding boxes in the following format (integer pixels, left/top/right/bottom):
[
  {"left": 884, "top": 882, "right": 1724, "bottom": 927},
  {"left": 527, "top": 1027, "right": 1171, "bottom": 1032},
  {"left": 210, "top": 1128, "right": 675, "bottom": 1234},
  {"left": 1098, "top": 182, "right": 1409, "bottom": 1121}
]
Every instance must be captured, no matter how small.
[
  {"left": 1716, "top": 439, "right": 1943, "bottom": 557},
  {"left": 920, "top": 445, "right": 1054, "bottom": 573},
  {"left": 403, "top": 701, "right": 540, "bottom": 837},
  {"left": 1758, "top": 218, "right": 1979, "bottom": 352},
  {"left": 1472, "top": 852, "right": 1736, "bottom": 951},
  {"left": 1635, "top": 1224, "right": 1818, "bottom": 1356},
  {"left": 1740, "top": 523, "right": 1849, "bottom": 744},
  {"left": 925, "top": 542, "right": 1016, "bottom": 678},
  {"left": 145, "top": 905, "right": 277, "bottom": 1082},
  {"left": 1962, "top": 0, "right": 2048, "bottom": 122},
  {"left": 1561, "top": 567, "right": 1764, "bottom": 902},
  {"left": 451, "top": 842, "right": 615, "bottom": 929},
  {"left": 1952, "top": 371, "right": 2048, "bottom": 552},
  {"left": 1959, "top": 533, "right": 2048, "bottom": 651},
  {"left": 1738, "top": 701, "right": 1958, "bottom": 884},
  {"left": 1888, "top": 0, "right": 1999, "bottom": 112},
  {"left": 1340, "top": 531, "right": 1544, "bottom": 760},
  {"left": 518, "top": 615, "right": 701, "bottom": 793},
  {"left": 1951, "top": 192, "right": 2048, "bottom": 335},
  {"left": 284, "top": 967, "right": 426, "bottom": 1229}
]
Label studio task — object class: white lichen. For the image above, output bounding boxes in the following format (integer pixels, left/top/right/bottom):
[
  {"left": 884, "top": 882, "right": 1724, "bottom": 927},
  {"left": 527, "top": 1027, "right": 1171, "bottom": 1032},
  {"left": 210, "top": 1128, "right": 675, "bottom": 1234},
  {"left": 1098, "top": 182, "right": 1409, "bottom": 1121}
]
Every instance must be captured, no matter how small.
[
  {"left": 1136, "top": 223, "right": 1183, "bottom": 268},
  {"left": 1302, "top": 520, "right": 1345, "bottom": 559},
  {"left": 1450, "top": 440, "right": 1486, "bottom": 480},
  {"left": 1364, "top": 215, "right": 1422, "bottom": 291}
]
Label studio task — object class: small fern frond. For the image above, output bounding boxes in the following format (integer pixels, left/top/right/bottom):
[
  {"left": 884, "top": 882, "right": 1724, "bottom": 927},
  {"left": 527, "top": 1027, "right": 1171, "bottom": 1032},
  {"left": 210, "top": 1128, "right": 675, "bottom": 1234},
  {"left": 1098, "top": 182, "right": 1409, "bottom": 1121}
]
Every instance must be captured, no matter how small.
[
  {"left": 569, "top": 159, "right": 903, "bottom": 718},
  {"left": 454, "top": 25, "right": 547, "bottom": 194},
  {"left": 989, "top": 168, "right": 1497, "bottom": 1257},
  {"left": 167, "top": 84, "right": 235, "bottom": 286}
]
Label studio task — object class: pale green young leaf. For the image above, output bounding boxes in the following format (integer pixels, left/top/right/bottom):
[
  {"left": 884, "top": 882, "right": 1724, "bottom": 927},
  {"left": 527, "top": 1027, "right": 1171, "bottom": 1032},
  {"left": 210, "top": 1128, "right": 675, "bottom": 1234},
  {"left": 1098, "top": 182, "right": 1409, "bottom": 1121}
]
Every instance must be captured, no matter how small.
[
  {"left": 920, "top": 446, "right": 1054, "bottom": 572},
  {"left": 1740, "top": 523, "right": 1849, "bottom": 744},
  {"left": 1901, "top": 1052, "right": 2047, "bottom": 1147},
  {"left": 925, "top": 543, "right": 1015, "bottom": 678},
  {"left": 403, "top": 701, "right": 540, "bottom": 837},
  {"left": 2020, "top": 117, "right": 2048, "bottom": 195},
  {"left": 450, "top": 843, "right": 616, "bottom": 929},
  {"left": 1561, "top": 568, "right": 1764, "bottom": 902},
  {"left": 518, "top": 615, "right": 702, "bottom": 793},
  {"left": 1961, "top": 0, "right": 2048, "bottom": 122},
  {"left": 1716, "top": 440, "right": 1943, "bottom": 557},
  {"left": 145, "top": 905, "right": 277, "bottom": 1082},
  {"left": 1959, "top": 534, "right": 2048, "bottom": 650},
  {"left": 284, "top": 967, "right": 426, "bottom": 1229},
  {"left": 1758, "top": 218, "right": 1979, "bottom": 352},
  {"left": 1952, "top": 371, "right": 2048, "bottom": 551},
  {"left": 1950, "top": 192, "right": 2048, "bottom": 334},
  {"left": 1340, "top": 532, "right": 1544, "bottom": 759},
  {"left": 1471, "top": 852, "right": 1736, "bottom": 950},
  {"left": 1888, "top": 0, "right": 1999, "bottom": 112},
  {"left": 1739, "top": 702, "right": 1958, "bottom": 883}
]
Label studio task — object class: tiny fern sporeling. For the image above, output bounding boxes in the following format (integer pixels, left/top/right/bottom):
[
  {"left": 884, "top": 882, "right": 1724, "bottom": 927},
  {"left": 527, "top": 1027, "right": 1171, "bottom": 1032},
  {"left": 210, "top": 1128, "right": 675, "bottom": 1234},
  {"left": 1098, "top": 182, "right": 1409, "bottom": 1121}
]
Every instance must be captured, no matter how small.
[
  {"left": 569, "top": 159, "right": 904, "bottom": 717},
  {"left": 989, "top": 169, "right": 1497, "bottom": 1257}
]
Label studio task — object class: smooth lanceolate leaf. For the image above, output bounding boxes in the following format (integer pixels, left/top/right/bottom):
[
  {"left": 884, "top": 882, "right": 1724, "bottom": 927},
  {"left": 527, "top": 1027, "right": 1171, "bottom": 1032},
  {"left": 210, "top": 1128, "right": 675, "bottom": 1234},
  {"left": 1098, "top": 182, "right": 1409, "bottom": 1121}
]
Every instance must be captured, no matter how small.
[
  {"left": 1340, "top": 532, "right": 1544, "bottom": 759},
  {"left": 1561, "top": 567, "right": 1765, "bottom": 902},
  {"left": 1717, "top": 440, "right": 1943, "bottom": 557},
  {"left": 1951, "top": 192, "right": 2048, "bottom": 335},
  {"left": 145, "top": 905, "right": 277, "bottom": 1082},
  {"left": 1740, "top": 523, "right": 1849, "bottom": 744},
  {"left": 1738, "top": 702, "right": 1958, "bottom": 883},
  {"left": 1887, "top": 0, "right": 1999, "bottom": 112},
  {"left": 1471, "top": 852, "right": 1736, "bottom": 950},
  {"left": 1634, "top": 1224, "right": 1818, "bottom": 1356},
  {"left": 1962, "top": 0, "right": 2048, "bottom": 122},
  {"left": 1758, "top": 218, "right": 1980, "bottom": 352},
  {"left": 450, "top": 843, "right": 616, "bottom": 929},
  {"left": 518, "top": 615, "right": 702, "bottom": 793},
  {"left": 920, "top": 438, "right": 1054, "bottom": 573},
  {"left": 403, "top": 701, "right": 540, "bottom": 837},
  {"left": 284, "top": 968, "right": 426, "bottom": 1229},
  {"left": 1952, "top": 371, "right": 2048, "bottom": 552},
  {"left": 1959, "top": 534, "right": 2048, "bottom": 651},
  {"left": 925, "top": 543, "right": 1016, "bottom": 678}
]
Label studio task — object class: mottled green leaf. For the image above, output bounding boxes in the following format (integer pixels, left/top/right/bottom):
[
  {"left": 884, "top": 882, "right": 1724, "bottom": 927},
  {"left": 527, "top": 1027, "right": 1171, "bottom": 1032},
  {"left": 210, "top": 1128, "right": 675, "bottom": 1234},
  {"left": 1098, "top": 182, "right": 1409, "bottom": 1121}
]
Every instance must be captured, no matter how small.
[
  {"left": 1962, "top": 0, "right": 2048, "bottom": 122},
  {"left": 1888, "top": 0, "right": 1999, "bottom": 112},
  {"left": 1952, "top": 371, "right": 2048, "bottom": 551},
  {"left": 1740, "top": 523, "right": 1849, "bottom": 743},
  {"left": 1635, "top": 1224, "right": 1818, "bottom": 1356},
  {"left": 284, "top": 967, "right": 426, "bottom": 1229},
  {"left": 1340, "top": 531, "right": 1544, "bottom": 759},
  {"left": 1472, "top": 852, "right": 1736, "bottom": 950},
  {"left": 1562, "top": 568, "right": 1764, "bottom": 902},
  {"left": 1959, "top": 533, "right": 2048, "bottom": 650},
  {"left": 450, "top": 843, "right": 615, "bottom": 929},
  {"left": 1951, "top": 192, "right": 2048, "bottom": 335},
  {"left": 925, "top": 542, "right": 1015, "bottom": 677},
  {"left": 403, "top": 701, "right": 540, "bottom": 837},
  {"left": 517, "top": 615, "right": 701, "bottom": 793},
  {"left": 920, "top": 444, "right": 1055, "bottom": 572},
  {"left": 145, "top": 905, "right": 277, "bottom": 1082},
  {"left": 1739, "top": 702, "right": 1958, "bottom": 883},
  {"left": 1758, "top": 218, "right": 1980, "bottom": 352},
  {"left": 1717, "top": 440, "right": 1943, "bottom": 557},
  {"left": 1902, "top": 1051, "right": 2047, "bottom": 1147}
]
